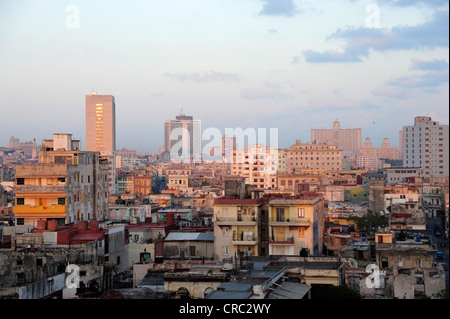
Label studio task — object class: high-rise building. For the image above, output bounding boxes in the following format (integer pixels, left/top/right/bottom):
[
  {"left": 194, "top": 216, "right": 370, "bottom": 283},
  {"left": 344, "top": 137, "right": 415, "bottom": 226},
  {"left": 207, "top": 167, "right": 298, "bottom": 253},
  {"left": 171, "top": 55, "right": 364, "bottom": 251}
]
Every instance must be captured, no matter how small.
[
  {"left": 221, "top": 134, "right": 236, "bottom": 163},
  {"left": 311, "top": 120, "right": 362, "bottom": 151},
  {"left": 164, "top": 112, "right": 201, "bottom": 162},
  {"left": 402, "top": 116, "right": 449, "bottom": 177},
  {"left": 86, "top": 91, "right": 116, "bottom": 192}
]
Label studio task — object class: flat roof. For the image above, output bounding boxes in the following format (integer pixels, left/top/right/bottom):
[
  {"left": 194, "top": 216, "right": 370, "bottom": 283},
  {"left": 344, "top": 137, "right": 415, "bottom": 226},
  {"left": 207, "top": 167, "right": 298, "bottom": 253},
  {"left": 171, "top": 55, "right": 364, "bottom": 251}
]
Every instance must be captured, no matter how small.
[
  {"left": 164, "top": 232, "right": 214, "bottom": 241},
  {"left": 267, "top": 281, "right": 311, "bottom": 299}
]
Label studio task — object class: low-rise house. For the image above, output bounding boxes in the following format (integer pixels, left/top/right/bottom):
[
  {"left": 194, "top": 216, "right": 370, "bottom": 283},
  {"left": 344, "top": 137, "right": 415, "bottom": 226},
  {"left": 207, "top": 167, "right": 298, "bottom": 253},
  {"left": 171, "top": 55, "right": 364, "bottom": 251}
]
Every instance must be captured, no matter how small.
[
  {"left": 164, "top": 266, "right": 230, "bottom": 299},
  {"left": 163, "top": 231, "right": 214, "bottom": 260}
]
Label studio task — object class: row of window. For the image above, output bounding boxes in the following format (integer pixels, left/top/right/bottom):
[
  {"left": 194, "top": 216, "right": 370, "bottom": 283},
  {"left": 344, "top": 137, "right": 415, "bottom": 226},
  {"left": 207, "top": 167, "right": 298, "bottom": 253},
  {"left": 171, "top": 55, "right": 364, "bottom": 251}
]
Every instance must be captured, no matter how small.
[{"left": 16, "top": 198, "right": 66, "bottom": 205}]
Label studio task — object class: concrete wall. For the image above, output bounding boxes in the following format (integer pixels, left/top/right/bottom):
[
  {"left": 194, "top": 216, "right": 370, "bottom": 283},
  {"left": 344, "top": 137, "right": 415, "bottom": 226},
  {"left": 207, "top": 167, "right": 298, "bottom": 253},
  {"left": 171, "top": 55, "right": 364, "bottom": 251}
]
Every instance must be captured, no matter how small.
[
  {"left": 106, "top": 225, "right": 129, "bottom": 272},
  {"left": 165, "top": 279, "right": 224, "bottom": 299},
  {"left": 128, "top": 242, "right": 155, "bottom": 266},
  {"left": 0, "top": 249, "right": 68, "bottom": 298},
  {"left": 164, "top": 241, "right": 214, "bottom": 259},
  {"left": 18, "top": 273, "right": 66, "bottom": 299}
]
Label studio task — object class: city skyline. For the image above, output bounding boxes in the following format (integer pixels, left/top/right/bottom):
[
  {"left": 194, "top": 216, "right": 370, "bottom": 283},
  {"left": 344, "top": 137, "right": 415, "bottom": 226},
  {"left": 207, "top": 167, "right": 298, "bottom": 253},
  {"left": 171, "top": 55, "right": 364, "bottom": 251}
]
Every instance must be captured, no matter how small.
[{"left": 0, "top": 0, "right": 448, "bottom": 153}]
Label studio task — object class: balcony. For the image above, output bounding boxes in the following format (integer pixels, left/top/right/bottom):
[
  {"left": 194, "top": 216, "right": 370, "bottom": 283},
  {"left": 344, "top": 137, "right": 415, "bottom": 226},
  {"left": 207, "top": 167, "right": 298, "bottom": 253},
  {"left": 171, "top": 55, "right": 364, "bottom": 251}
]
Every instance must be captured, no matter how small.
[
  {"left": 270, "top": 217, "right": 310, "bottom": 227},
  {"left": 270, "top": 236, "right": 295, "bottom": 245},
  {"left": 13, "top": 205, "right": 66, "bottom": 217},
  {"left": 232, "top": 234, "right": 257, "bottom": 246},
  {"left": 14, "top": 185, "right": 66, "bottom": 194},
  {"left": 215, "top": 216, "right": 257, "bottom": 226}
]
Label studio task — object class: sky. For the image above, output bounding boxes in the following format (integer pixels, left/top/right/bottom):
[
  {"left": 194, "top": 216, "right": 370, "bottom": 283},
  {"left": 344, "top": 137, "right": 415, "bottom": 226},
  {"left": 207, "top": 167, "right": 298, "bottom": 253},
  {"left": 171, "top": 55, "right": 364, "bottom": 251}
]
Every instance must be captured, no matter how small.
[{"left": 0, "top": 0, "right": 448, "bottom": 154}]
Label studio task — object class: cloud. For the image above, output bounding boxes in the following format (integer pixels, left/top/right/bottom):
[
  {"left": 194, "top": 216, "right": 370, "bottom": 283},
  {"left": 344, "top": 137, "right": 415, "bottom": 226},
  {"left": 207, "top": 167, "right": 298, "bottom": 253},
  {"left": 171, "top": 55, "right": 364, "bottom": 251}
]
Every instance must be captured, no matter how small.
[
  {"left": 387, "top": 70, "right": 449, "bottom": 88},
  {"left": 165, "top": 71, "right": 240, "bottom": 82},
  {"left": 259, "top": 0, "right": 297, "bottom": 17},
  {"left": 241, "top": 88, "right": 293, "bottom": 100},
  {"left": 240, "top": 88, "right": 293, "bottom": 100},
  {"left": 301, "top": 9, "right": 449, "bottom": 63},
  {"left": 241, "top": 81, "right": 295, "bottom": 100},
  {"left": 372, "top": 86, "right": 409, "bottom": 99},
  {"left": 372, "top": 60, "right": 449, "bottom": 99},
  {"left": 305, "top": 97, "right": 379, "bottom": 111},
  {"left": 303, "top": 46, "right": 369, "bottom": 63},
  {"left": 410, "top": 58, "right": 449, "bottom": 71},
  {"left": 376, "top": 0, "right": 449, "bottom": 8}
]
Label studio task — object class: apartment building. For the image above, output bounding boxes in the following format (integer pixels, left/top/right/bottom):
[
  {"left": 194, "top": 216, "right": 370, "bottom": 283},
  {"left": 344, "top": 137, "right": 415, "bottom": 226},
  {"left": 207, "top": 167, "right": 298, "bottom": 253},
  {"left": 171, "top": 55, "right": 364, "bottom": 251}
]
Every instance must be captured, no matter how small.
[
  {"left": 402, "top": 116, "right": 449, "bottom": 177},
  {"left": 277, "top": 149, "right": 287, "bottom": 173},
  {"left": 383, "top": 185, "right": 420, "bottom": 217},
  {"left": 286, "top": 140, "right": 342, "bottom": 173},
  {"left": 213, "top": 198, "right": 268, "bottom": 262},
  {"left": 385, "top": 167, "right": 424, "bottom": 185},
  {"left": 13, "top": 134, "right": 109, "bottom": 230},
  {"left": 116, "top": 173, "right": 134, "bottom": 194},
  {"left": 134, "top": 175, "right": 153, "bottom": 197},
  {"left": 213, "top": 193, "right": 325, "bottom": 262},
  {"left": 231, "top": 144, "right": 278, "bottom": 190},
  {"left": 267, "top": 194, "right": 324, "bottom": 257}
]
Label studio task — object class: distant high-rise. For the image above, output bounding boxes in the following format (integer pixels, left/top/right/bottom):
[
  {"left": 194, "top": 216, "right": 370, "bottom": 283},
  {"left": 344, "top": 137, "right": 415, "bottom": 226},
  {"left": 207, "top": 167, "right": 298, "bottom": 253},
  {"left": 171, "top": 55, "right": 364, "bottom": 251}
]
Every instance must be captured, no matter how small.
[
  {"left": 222, "top": 134, "right": 236, "bottom": 163},
  {"left": 86, "top": 92, "right": 116, "bottom": 153},
  {"left": 86, "top": 91, "right": 116, "bottom": 192},
  {"left": 164, "top": 111, "right": 201, "bottom": 162},
  {"left": 402, "top": 116, "right": 449, "bottom": 177},
  {"left": 311, "top": 120, "right": 362, "bottom": 151}
]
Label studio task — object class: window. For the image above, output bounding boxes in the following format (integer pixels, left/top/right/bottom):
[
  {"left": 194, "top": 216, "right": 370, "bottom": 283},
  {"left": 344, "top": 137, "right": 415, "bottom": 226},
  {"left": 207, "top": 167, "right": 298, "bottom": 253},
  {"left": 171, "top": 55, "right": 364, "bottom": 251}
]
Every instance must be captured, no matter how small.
[
  {"left": 223, "top": 246, "right": 229, "bottom": 256},
  {"left": 58, "top": 198, "right": 65, "bottom": 205},
  {"left": 17, "top": 273, "right": 25, "bottom": 283},
  {"left": 222, "top": 227, "right": 229, "bottom": 236},
  {"left": 190, "top": 246, "right": 196, "bottom": 256},
  {"left": 16, "top": 178, "right": 24, "bottom": 185},
  {"left": 36, "top": 259, "right": 43, "bottom": 267},
  {"left": 298, "top": 227, "right": 305, "bottom": 238},
  {"left": 298, "top": 208, "right": 305, "bottom": 218},
  {"left": 16, "top": 198, "right": 25, "bottom": 205},
  {"left": 276, "top": 208, "right": 285, "bottom": 222}
]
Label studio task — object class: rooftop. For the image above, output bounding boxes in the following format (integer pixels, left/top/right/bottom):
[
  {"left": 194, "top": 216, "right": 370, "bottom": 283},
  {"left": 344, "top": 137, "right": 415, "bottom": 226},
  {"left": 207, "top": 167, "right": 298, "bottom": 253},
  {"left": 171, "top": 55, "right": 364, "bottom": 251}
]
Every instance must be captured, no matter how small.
[{"left": 164, "top": 231, "right": 214, "bottom": 242}]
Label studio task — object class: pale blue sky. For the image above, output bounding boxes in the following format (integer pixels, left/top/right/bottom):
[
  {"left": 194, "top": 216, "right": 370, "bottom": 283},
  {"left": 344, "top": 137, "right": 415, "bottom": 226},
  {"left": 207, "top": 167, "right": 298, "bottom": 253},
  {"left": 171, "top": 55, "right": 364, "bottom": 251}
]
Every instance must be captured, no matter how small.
[{"left": 0, "top": 0, "right": 448, "bottom": 153}]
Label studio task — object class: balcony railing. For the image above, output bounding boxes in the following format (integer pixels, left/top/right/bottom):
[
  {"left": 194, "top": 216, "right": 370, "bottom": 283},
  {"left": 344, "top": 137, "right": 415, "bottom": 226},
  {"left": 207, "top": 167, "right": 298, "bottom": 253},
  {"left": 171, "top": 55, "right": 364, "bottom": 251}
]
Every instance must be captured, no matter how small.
[
  {"left": 13, "top": 205, "right": 66, "bottom": 215},
  {"left": 216, "top": 216, "right": 257, "bottom": 223},
  {"left": 270, "top": 236, "right": 294, "bottom": 243},
  {"left": 270, "top": 217, "right": 310, "bottom": 224}
]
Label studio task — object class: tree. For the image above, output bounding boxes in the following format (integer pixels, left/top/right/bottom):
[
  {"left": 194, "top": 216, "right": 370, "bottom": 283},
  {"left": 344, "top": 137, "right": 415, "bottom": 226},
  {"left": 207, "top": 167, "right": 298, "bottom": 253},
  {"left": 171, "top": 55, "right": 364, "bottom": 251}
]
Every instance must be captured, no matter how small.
[
  {"left": 432, "top": 289, "right": 449, "bottom": 299},
  {"left": 349, "top": 212, "right": 389, "bottom": 234}
]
